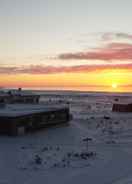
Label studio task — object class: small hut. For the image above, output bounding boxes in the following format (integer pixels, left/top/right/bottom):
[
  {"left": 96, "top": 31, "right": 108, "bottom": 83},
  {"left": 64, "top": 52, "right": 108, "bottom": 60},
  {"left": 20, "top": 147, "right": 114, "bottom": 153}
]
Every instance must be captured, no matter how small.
[{"left": 112, "top": 103, "right": 132, "bottom": 112}]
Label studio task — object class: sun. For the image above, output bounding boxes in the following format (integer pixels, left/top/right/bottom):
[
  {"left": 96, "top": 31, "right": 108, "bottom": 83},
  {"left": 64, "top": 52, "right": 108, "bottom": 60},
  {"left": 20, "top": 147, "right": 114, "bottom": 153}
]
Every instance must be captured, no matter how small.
[{"left": 112, "top": 83, "right": 118, "bottom": 89}]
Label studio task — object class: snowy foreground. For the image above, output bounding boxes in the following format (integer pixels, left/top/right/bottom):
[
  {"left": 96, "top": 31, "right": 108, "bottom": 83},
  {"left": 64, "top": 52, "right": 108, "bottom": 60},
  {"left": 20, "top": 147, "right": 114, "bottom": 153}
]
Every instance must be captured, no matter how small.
[{"left": 1, "top": 92, "right": 132, "bottom": 184}]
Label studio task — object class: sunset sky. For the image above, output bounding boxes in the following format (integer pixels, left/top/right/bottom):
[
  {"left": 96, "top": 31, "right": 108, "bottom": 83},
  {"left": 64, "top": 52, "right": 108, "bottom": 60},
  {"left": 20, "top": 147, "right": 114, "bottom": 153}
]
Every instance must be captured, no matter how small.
[{"left": 0, "top": 0, "right": 132, "bottom": 92}]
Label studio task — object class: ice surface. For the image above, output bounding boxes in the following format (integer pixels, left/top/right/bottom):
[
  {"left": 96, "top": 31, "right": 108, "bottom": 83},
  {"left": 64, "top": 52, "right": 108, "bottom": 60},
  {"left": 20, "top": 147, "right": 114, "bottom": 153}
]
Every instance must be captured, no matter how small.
[{"left": 0, "top": 92, "right": 132, "bottom": 184}]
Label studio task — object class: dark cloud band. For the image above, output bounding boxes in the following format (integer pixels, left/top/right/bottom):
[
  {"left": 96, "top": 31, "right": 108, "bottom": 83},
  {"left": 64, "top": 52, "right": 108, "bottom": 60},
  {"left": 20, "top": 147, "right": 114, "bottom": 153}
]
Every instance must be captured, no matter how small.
[{"left": 0, "top": 63, "right": 132, "bottom": 75}]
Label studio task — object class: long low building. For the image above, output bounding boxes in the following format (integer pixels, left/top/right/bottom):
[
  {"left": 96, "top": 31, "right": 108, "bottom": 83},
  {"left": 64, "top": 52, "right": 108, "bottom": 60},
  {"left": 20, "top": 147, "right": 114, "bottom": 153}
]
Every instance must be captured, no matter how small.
[
  {"left": 0, "top": 88, "right": 40, "bottom": 104},
  {"left": 0, "top": 104, "right": 70, "bottom": 136}
]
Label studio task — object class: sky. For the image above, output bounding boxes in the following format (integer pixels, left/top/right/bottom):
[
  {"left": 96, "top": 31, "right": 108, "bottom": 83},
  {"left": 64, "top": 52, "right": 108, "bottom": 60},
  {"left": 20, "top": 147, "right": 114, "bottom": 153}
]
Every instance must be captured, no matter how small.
[{"left": 0, "top": 0, "right": 132, "bottom": 92}]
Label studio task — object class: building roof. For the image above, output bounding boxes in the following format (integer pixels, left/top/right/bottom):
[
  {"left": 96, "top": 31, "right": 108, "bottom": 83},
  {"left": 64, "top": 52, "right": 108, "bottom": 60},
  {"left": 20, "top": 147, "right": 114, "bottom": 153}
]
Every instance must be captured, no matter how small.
[
  {"left": 0, "top": 89, "right": 40, "bottom": 97},
  {"left": 0, "top": 104, "right": 68, "bottom": 117}
]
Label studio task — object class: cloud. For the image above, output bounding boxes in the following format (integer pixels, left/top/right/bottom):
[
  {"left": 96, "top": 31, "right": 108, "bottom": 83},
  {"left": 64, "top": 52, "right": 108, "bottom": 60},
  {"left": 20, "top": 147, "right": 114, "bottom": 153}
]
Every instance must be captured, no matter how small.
[
  {"left": 0, "top": 63, "right": 132, "bottom": 75},
  {"left": 101, "top": 32, "right": 132, "bottom": 41},
  {"left": 1, "top": 32, "right": 132, "bottom": 75},
  {"left": 58, "top": 42, "right": 132, "bottom": 61}
]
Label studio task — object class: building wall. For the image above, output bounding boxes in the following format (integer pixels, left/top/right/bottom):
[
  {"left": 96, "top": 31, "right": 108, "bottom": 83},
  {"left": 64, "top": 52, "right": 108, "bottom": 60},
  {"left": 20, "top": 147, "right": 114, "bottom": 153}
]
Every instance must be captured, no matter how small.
[{"left": 0, "top": 108, "right": 70, "bottom": 136}]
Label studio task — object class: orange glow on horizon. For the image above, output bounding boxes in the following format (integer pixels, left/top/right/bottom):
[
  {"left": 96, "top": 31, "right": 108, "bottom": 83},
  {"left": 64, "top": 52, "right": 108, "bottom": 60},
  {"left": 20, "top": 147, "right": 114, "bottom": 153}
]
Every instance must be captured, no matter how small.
[{"left": 0, "top": 69, "right": 132, "bottom": 92}]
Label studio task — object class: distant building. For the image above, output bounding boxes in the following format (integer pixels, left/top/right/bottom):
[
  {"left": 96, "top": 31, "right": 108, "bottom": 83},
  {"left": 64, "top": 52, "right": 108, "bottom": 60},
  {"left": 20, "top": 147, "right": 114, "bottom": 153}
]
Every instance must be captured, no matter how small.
[{"left": 0, "top": 88, "right": 40, "bottom": 104}]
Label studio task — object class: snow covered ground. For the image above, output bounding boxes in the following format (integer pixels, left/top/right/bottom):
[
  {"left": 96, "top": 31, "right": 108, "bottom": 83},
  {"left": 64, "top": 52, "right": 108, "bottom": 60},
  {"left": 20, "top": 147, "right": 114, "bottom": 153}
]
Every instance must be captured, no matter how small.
[{"left": 1, "top": 92, "right": 132, "bottom": 184}]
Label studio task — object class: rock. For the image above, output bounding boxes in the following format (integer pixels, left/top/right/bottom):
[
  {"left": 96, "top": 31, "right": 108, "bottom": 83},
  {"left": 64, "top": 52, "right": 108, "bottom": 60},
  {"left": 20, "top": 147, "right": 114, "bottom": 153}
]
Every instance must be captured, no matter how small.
[
  {"left": 56, "top": 146, "right": 60, "bottom": 151},
  {"left": 114, "top": 98, "right": 119, "bottom": 102},
  {"left": 34, "top": 155, "right": 42, "bottom": 165},
  {"left": 41, "top": 146, "right": 48, "bottom": 152},
  {"left": 103, "top": 116, "right": 111, "bottom": 120}
]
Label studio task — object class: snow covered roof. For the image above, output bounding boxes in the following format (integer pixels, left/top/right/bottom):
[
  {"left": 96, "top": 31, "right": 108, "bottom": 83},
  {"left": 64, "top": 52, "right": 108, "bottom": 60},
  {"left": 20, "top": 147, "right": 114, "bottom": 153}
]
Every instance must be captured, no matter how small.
[
  {"left": 0, "top": 89, "right": 39, "bottom": 97},
  {"left": 0, "top": 104, "right": 68, "bottom": 117},
  {"left": 7, "top": 89, "right": 39, "bottom": 96}
]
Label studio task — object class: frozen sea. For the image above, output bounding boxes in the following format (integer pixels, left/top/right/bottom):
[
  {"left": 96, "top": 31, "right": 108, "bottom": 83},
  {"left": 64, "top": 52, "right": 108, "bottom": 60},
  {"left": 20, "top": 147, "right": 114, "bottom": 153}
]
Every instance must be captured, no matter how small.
[{"left": 1, "top": 91, "right": 132, "bottom": 184}]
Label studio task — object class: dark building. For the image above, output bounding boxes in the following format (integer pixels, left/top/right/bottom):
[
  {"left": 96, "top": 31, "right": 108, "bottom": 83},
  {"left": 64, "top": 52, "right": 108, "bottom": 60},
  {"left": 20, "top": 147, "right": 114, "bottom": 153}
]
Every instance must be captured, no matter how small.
[
  {"left": 112, "top": 103, "right": 132, "bottom": 112},
  {"left": 0, "top": 104, "right": 70, "bottom": 136}
]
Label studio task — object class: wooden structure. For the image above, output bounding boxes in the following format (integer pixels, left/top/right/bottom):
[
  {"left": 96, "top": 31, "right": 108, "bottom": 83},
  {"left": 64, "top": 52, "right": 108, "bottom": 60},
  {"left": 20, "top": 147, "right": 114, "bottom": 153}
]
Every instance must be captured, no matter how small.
[
  {"left": 0, "top": 104, "right": 70, "bottom": 136},
  {"left": 112, "top": 103, "right": 132, "bottom": 112}
]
